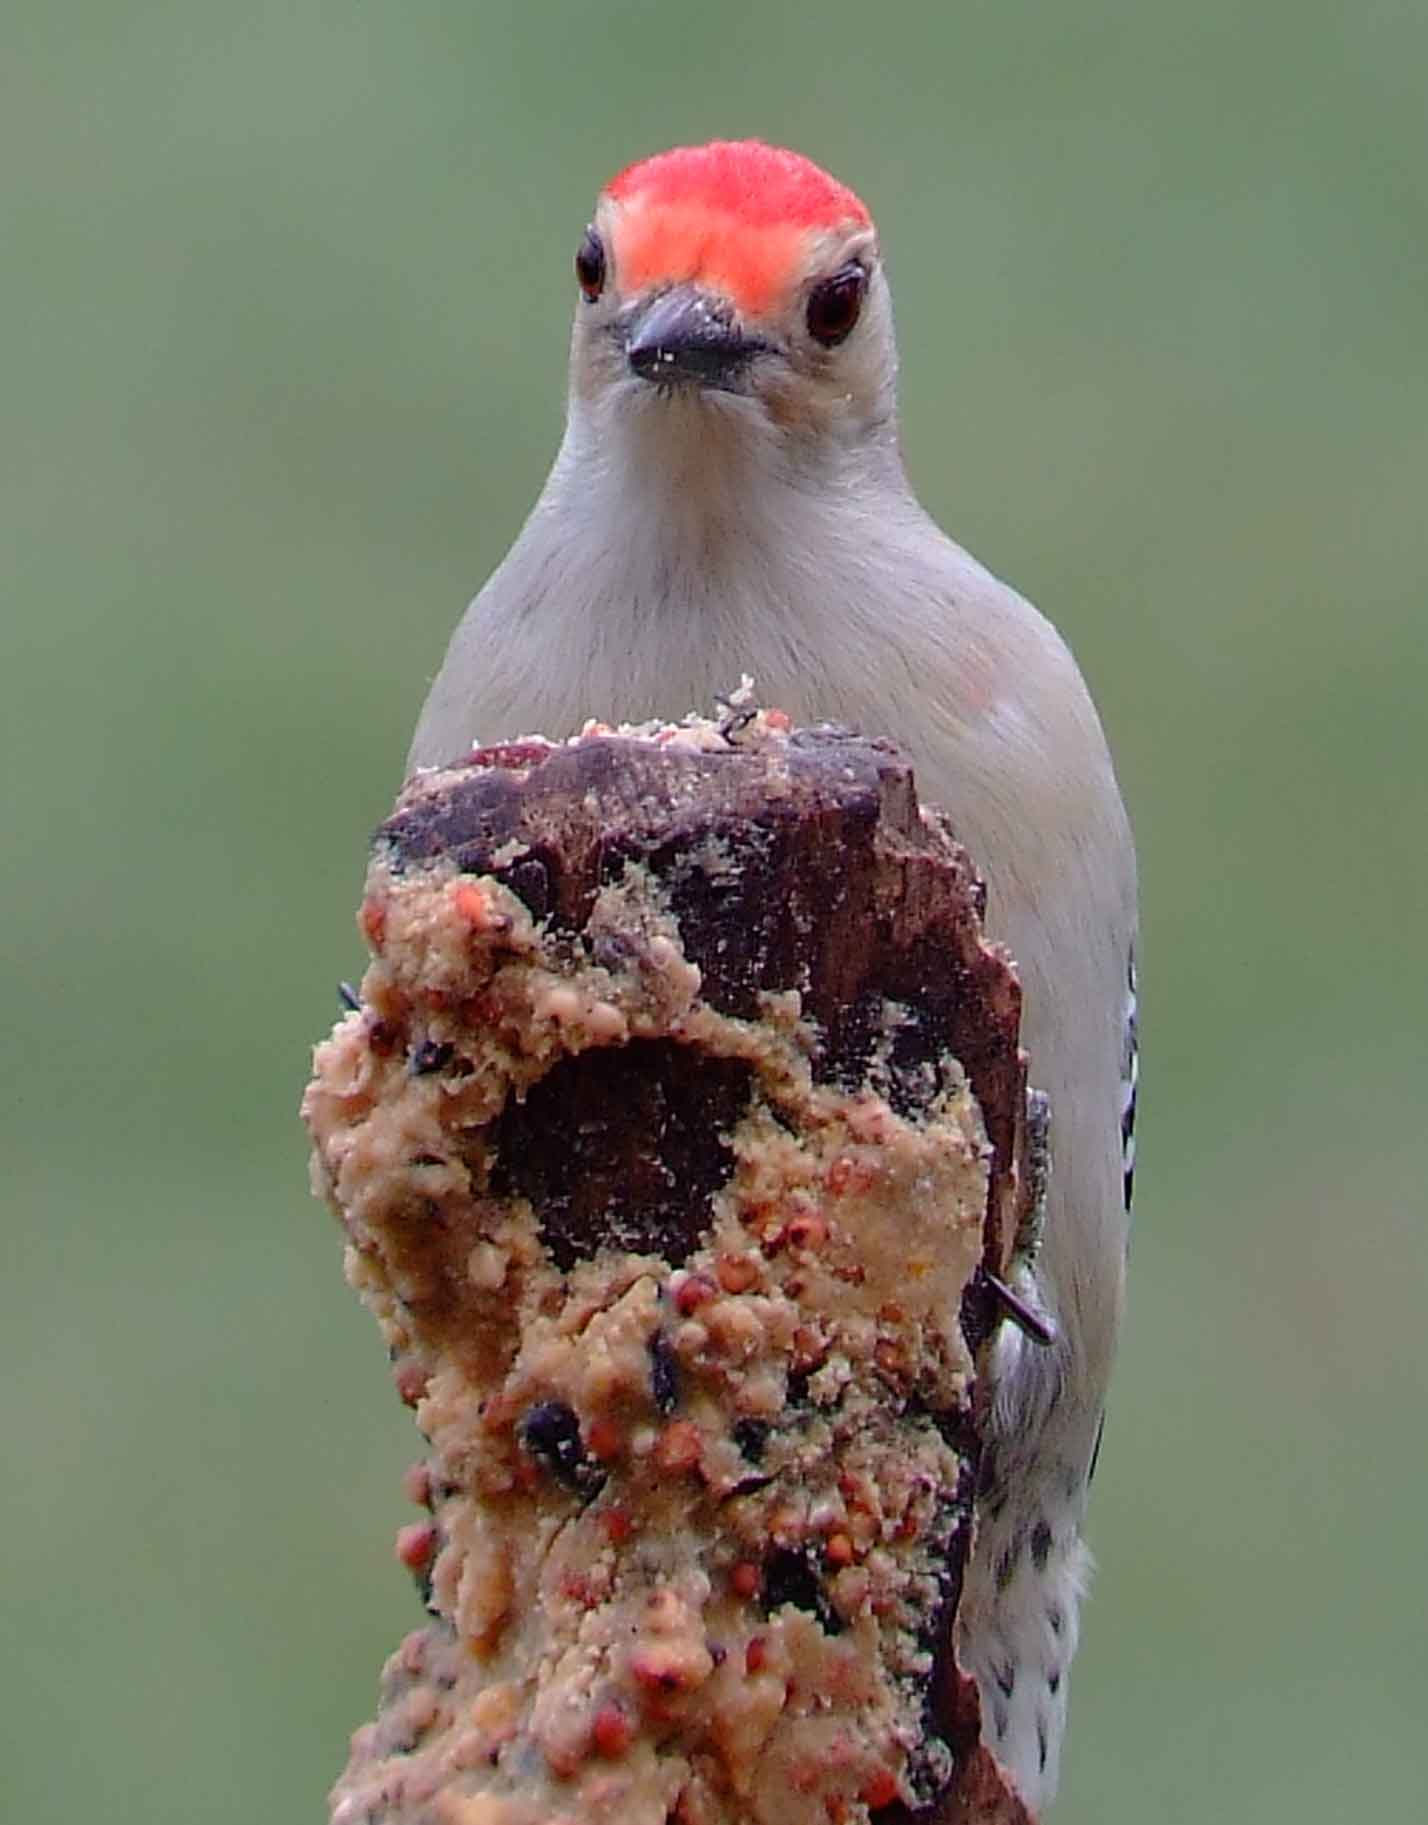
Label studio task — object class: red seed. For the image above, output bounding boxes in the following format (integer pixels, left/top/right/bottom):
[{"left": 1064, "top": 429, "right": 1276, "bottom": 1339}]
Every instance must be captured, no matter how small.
[
  {"left": 468, "top": 740, "right": 552, "bottom": 770},
  {"left": 591, "top": 1703, "right": 634, "bottom": 1758},
  {"left": 859, "top": 1770, "right": 900, "bottom": 1810},
  {"left": 654, "top": 1420, "right": 702, "bottom": 1474},
  {"left": 825, "top": 1532, "right": 855, "bottom": 1568},
  {"left": 716, "top": 1254, "right": 759, "bottom": 1293},
  {"left": 745, "top": 1636, "right": 768, "bottom": 1674},
  {"left": 451, "top": 880, "right": 493, "bottom": 929},
  {"left": 601, "top": 1507, "right": 634, "bottom": 1545},
  {"left": 673, "top": 1272, "right": 717, "bottom": 1316},
  {"left": 729, "top": 1561, "right": 761, "bottom": 1600},
  {"left": 586, "top": 1416, "right": 623, "bottom": 1461},
  {"left": 359, "top": 896, "right": 387, "bottom": 949},
  {"left": 791, "top": 1326, "right": 826, "bottom": 1372},
  {"left": 826, "top": 1153, "right": 881, "bottom": 1196},
  {"left": 786, "top": 1210, "right": 827, "bottom": 1250},
  {"left": 394, "top": 1523, "right": 436, "bottom": 1571}
]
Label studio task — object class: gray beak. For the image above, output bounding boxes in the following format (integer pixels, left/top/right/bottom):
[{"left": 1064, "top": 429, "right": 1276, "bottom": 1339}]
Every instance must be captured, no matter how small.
[{"left": 625, "top": 287, "right": 769, "bottom": 391}]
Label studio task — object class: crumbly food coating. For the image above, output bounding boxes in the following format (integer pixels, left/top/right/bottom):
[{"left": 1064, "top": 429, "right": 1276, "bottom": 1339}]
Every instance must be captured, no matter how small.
[{"left": 303, "top": 719, "right": 1009, "bottom": 1825}]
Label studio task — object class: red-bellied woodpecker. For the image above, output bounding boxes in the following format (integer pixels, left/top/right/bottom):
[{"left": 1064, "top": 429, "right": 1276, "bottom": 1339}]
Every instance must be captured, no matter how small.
[{"left": 409, "top": 140, "right": 1138, "bottom": 1814}]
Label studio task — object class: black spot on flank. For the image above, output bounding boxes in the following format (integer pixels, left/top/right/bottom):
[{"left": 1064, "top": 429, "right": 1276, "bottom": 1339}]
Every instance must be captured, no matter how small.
[
  {"left": 1031, "top": 1519, "right": 1054, "bottom": 1570},
  {"left": 995, "top": 1548, "right": 1016, "bottom": 1593},
  {"left": 1048, "top": 1668, "right": 1062, "bottom": 1695},
  {"left": 1037, "top": 1723, "right": 1048, "bottom": 1771},
  {"left": 1048, "top": 1605, "right": 1065, "bottom": 1638},
  {"left": 993, "top": 1660, "right": 1016, "bottom": 1699}
]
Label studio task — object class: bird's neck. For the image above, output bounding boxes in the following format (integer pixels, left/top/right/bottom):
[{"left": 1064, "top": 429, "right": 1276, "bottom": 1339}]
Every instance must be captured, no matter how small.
[
  {"left": 510, "top": 394, "right": 913, "bottom": 716},
  {"left": 563, "top": 387, "right": 902, "bottom": 559}
]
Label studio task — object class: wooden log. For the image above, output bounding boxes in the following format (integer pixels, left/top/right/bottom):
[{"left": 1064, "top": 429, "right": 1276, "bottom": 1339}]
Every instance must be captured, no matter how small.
[{"left": 303, "top": 716, "right": 1040, "bottom": 1825}]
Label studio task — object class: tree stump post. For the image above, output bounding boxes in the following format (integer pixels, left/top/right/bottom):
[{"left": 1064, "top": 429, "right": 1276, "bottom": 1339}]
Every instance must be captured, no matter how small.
[{"left": 304, "top": 718, "right": 1040, "bottom": 1825}]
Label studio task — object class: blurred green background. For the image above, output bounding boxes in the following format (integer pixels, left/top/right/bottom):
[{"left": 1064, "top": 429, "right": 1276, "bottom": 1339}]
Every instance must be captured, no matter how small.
[{"left": 4, "top": 3, "right": 1425, "bottom": 1820}]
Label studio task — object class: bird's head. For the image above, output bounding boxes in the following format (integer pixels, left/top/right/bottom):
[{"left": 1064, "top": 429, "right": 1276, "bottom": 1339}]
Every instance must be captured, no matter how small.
[{"left": 568, "top": 141, "right": 895, "bottom": 447}]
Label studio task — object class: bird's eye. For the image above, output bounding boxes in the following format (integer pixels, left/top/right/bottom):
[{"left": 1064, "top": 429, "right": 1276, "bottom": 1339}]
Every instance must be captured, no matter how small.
[
  {"left": 806, "top": 263, "right": 867, "bottom": 347},
  {"left": 575, "top": 228, "right": 606, "bottom": 302}
]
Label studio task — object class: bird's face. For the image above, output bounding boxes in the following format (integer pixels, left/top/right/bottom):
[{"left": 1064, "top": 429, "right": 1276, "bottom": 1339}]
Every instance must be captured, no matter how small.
[{"left": 568, "top": 141, "right": 895, "bottom": 444}]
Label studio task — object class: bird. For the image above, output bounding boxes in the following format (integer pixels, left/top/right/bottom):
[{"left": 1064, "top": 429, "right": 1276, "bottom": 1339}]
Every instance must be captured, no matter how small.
[{"left": 408, "top": 139, "right": 1138, "bottom": 1815}]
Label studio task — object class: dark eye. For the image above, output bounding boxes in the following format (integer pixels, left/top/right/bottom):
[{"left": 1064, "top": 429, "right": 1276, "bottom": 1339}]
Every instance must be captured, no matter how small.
[
  {"left": 575, "top": 227, "right": 606, "bottom": 302},
  {"left": 806, "top": 262, "right": 867, "bottom": 347}
]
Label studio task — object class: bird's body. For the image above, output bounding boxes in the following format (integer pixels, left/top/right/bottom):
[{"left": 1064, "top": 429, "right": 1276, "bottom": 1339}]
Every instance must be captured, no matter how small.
[{"left": 409, "top": 141, "right": 1136, "bottom": 1815}]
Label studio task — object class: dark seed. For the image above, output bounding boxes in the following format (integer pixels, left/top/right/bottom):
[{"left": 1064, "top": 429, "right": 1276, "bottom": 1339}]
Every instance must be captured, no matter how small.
[
  {"left": 785, "top": 1369, "right": 812, "bottom": 1407},
  {"left": 1031, "top": 1519, "right": 1054, "bottom": 1570},
  {"left": 520, "top": 1401, "right": 600, "bottom": 1492},
  {"left": 732, "top": 1418, "right": 769, "bottom": 1463},
  {"left": 338, "top": 981, "right": 361, "bottom": 1011},
  {"left": 410, "top": 1039, "right": 454, "bottom": 1076},
  {"left": 368, "top": 1018, "right": 401, "bottom": 1054},
  {"left": 648, "top": 1331, "right": 680, "bottom": 1414}
]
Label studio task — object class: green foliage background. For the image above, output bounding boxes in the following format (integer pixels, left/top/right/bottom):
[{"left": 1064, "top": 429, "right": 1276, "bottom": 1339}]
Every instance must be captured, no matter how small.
[{"left": 4, "top": 4, "right": 1425, "bottom": 1820}]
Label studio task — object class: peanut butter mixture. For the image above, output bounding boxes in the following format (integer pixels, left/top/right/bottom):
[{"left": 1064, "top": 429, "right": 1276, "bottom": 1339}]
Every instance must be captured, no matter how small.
[{"left": 304, "top": 723, "right": 994, "bottom": 1825}]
